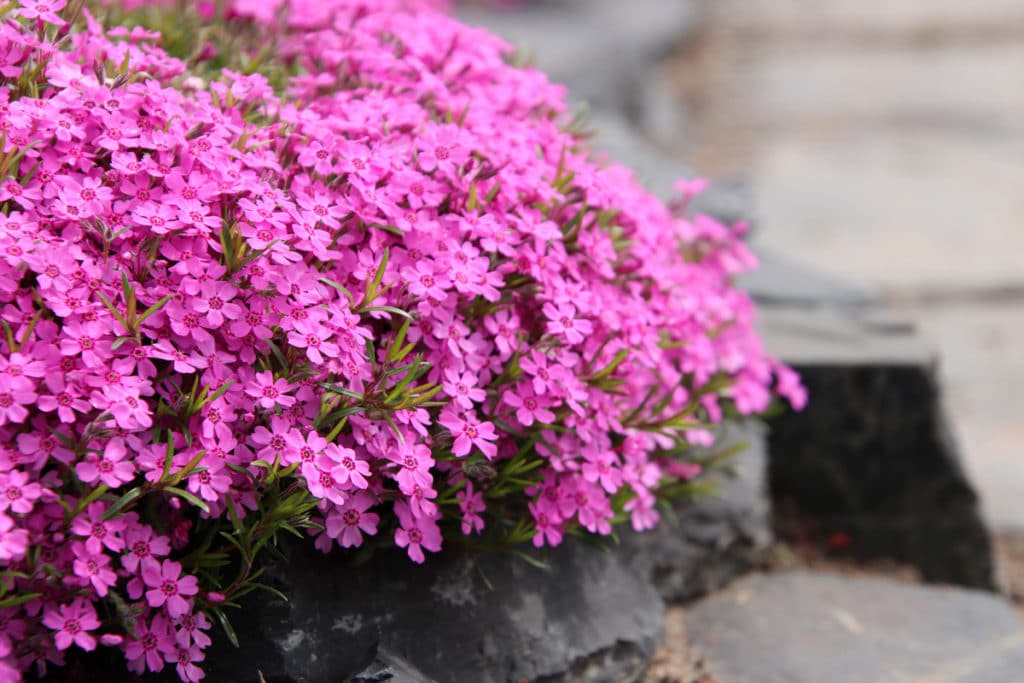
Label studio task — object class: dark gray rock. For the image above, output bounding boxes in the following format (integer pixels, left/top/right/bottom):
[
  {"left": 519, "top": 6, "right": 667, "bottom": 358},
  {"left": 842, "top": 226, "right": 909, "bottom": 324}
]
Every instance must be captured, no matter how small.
[
  {"left": 205, "top": 538, "right": 663, "bottom": 683},
  {"left": 755, "top": 260, "right": 994, "bottom": 590},
  {"left": 684, "top": 571, "right": 1024, "bottom": 683},
  {"left": 350, "top": 647, "right": 434, "bottom": 683},
  {"left": 617, "top": 421, "right": 772, "bottom": 603}
]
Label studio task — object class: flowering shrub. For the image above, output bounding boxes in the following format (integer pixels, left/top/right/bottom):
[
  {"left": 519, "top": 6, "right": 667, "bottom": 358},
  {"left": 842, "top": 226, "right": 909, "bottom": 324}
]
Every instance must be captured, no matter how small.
[{"left": 0, "top": 0, "right": 805, "bottom": 680}]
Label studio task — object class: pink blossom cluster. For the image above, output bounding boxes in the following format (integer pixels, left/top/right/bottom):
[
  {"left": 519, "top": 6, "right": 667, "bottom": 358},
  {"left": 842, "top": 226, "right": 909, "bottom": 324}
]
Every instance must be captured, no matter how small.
[{"left": 0, "top": 0, "right": 804, "bottom": 680}]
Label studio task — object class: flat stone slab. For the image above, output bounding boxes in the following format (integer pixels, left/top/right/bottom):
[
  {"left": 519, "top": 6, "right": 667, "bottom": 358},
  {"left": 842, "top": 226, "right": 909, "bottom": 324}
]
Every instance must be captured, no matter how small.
[
  {"left": 205, "top": 538, "right": 664, "bottom": 683},
  {"left": 684, "top": 571, "right": 1024, "bottom": 683}
]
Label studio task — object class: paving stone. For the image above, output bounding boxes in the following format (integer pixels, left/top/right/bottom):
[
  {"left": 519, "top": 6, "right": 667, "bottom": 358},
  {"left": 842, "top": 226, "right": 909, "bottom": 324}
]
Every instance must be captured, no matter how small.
[
  {"left": 684, "top": 571, "right": 1024, "bottom": 683},
  {"left": 204, "top": 538, "right": 664, "bottom": 683},
  {"left": 725, "top": 0, "right": 1024, "bottom": 37},
  {"left": 618, "top": 421, "right": 773, "bottom": 603}
]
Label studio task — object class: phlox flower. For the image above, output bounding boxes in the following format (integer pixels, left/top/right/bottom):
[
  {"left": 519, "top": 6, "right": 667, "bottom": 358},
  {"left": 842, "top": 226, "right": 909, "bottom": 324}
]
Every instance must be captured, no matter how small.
[
  {"left": 75, "top": 438, "right": 136, "bottom": 487},
  {"left": 0, "top": 469, "right": 42, "bottom": 514},
  {"left": 542, "top": 302, "right": 593, "bottom": 345},
  {"left": 324, "top": 444, "right": 371, "bottom": 489},
  {"left": 143, "top": 560, "right": 199, "bottom": 618},
  {"left": 124, "top": 614, "right": 175, "bottom": 675},
  {"left": 69, "top": 541, "right": 118, "bottom": 596},
  {"left": 245, "top": 371, "right": 296, "bottom": 409},
  {"left": 437, "top": 408, "right": 498, "bottom": 459},
  {"left": 0, "top": 513, "right": 28, "bottom": 561},
  {"left": 504, "top": 388, "right": 556, "bottom": 427},
  {"left": 122, "top": 520, "right": 172, "bottom": 573},
  {"left": 393, "top": 501, "right": 441, "bottom": 564},
  {"left": 324, "top": 492, "right": 380, "bottom": 548},
  {"left": 41, "top": 599, "right": 100, "bottom": 652}
]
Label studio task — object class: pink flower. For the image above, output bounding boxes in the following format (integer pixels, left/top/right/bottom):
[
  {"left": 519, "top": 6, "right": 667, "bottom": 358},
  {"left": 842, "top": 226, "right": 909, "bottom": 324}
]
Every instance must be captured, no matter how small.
[
  {"left": 393, "top": 502, "right": 441, "bottom": 564},
  {"left": 581, "top": 450, "right": 623, "bottom": 494},
  {"left": 172, "top": 642, "right": 206, "bottom": 682},
  {"left": 245, "top": 371, "right": 296, "bottom": 409},
  {"left": 542, "top": 302, "right": 593, "bottom": 345},
  {"left": 0, "top": 513, "right": 28, "bottom": 561},
  {"left": 122, "top": 521, "right": 172, "bottom": 573},
  {"left": 70, "top": 502, "right": 126, "bottom": 555},
  {"left": 287, "top": 320, "right": 339, "bottom": 364},
  {"left": 391, "top": 443, "right": 434, "bottom": 494},
  {"left": 142, "top": 560, "right": 199, "bottom": 618},
  {"left": 193, "top": 280, "right": 242, "bottom": 327},
  {"left": 325, "top": 444, "right": 371, "bottom": 490},
  {"left": 75, "top": 438, "right": 136, "bottom": 488},
  {"left": 325, "top": 492, "right": 380, "bottom": 548},
  {"left": 41, "top": 599, "right": 100, "bottom": 651},
  {"left": 442, "top": 368, "right": 486, "bottom": 410},
  {"left": 125, "top": 614, "right": 175, "bottom": 674},
  {"left": 457, "top": 482, "right": 485, "bottom": 535},
  {"left": 504, "top": 388, "right": 556, "bottom": 427},
  {"left": 529, "top": 500, "right": 563, "bottom": 548},
  {"left": 69, "top": 541, "right": 118, "bottom": 597},
  {"left": 15, "top": 0, "right": 67, "bottom": 25},
  {"left": 0, "top": 469, "right": 42, "bottom": 514},
  {"left": 437, "top": 409, "right": 498, "bottom": 459}
]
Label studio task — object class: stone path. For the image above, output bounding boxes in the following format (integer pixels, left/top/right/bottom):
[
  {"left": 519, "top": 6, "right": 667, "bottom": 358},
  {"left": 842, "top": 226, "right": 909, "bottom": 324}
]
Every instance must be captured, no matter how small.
[
  {"left": 663, "top": 0, "right": 1024, "bottom": 529},
  {"left": 678, "top": 571, "right": 1024, "bottom": 683}
]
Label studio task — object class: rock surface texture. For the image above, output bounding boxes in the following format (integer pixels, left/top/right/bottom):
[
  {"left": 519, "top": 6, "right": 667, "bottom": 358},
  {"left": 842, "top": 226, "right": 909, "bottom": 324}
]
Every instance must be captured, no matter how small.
[
  {"left": 618, "top": 420, "right": 773, "bottom": 602},
  {"left": 204, "top": 538, "right": 664, "bottom": 683},
  {"left": 684, "top": 571, "right": 1024, "bottom": 683}
]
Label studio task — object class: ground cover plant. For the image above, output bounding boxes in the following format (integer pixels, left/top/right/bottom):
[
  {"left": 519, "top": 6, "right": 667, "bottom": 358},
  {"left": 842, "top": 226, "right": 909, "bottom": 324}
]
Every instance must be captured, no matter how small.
[{"left": 0, "top": 0, "right": 805, "bottom": 679}]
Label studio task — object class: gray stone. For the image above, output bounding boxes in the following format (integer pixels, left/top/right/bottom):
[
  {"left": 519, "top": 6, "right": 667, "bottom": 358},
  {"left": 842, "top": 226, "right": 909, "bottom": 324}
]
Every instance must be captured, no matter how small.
[
  {"left": 205, "top": 538, "right": 664, "bottom": 683},
  {"left": 757, "top": 265, "right": 994, "bottom": 588},
  {"left": 587, "top": 111, "right": 696, "bottom": 200},
  {"left": 618, "top": 421, "right": 773, "bottom": 603},
  {"left": 740, "top": 247, "right": 880, "bottom": 309},
  {"left": 350, "top": 647, "right": 435, "bottom": 683},
  {"left": 586, "top": 110, "right": 756, "bottom": 234},
  {"left": 684, "top": 571, "right": 1024, "bottom": 683},
  {"left": 756, "top": 305, "right": 931, "bottom": 366},
  {"left": 456, "top": 1, "right": 700, "bottom": 119}
]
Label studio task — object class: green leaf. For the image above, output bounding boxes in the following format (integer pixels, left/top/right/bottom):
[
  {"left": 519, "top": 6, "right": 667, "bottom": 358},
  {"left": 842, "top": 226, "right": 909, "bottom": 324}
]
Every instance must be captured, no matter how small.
[
  {"left": 212, "top": 608, "right": 240, "bottom": 648},
  {"left": 0, "top": 592, "right": 40, "bottom": 609},
  {"left": 72, "top": 484, "right": 110, "bottom": 518},
  {"left": 102, "top": 486, "right": 146, "bottom": 520},
  {"left": 364, "top": 305, "right": 413, "bottom": 320},
  {"left": 137, "top": 294, "right": 174, "bottom": 325},
  {"left": 95, "top": 291, "right": 129, "bottom": 331},
  {"left": 251, "top": 582, "right": 289, "bottom": 602},
  {"left": 319, "top": 277, "right": 354, "bottom": 303},
  {"left": 164, "top": 486, "right": 210, "bottom": 514}
]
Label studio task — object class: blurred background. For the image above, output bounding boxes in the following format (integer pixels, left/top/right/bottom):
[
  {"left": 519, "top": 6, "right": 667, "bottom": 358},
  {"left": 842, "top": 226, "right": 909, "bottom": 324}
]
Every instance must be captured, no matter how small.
[{"left": 457, "top": 0, "right": 1023, "bottom": 564}]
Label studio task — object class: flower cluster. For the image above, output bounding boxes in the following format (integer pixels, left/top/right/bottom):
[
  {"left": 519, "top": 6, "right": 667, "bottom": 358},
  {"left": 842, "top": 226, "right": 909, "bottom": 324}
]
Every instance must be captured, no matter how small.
[{"left": 0, "top": 0, "right": 804, "bottom": 680}]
